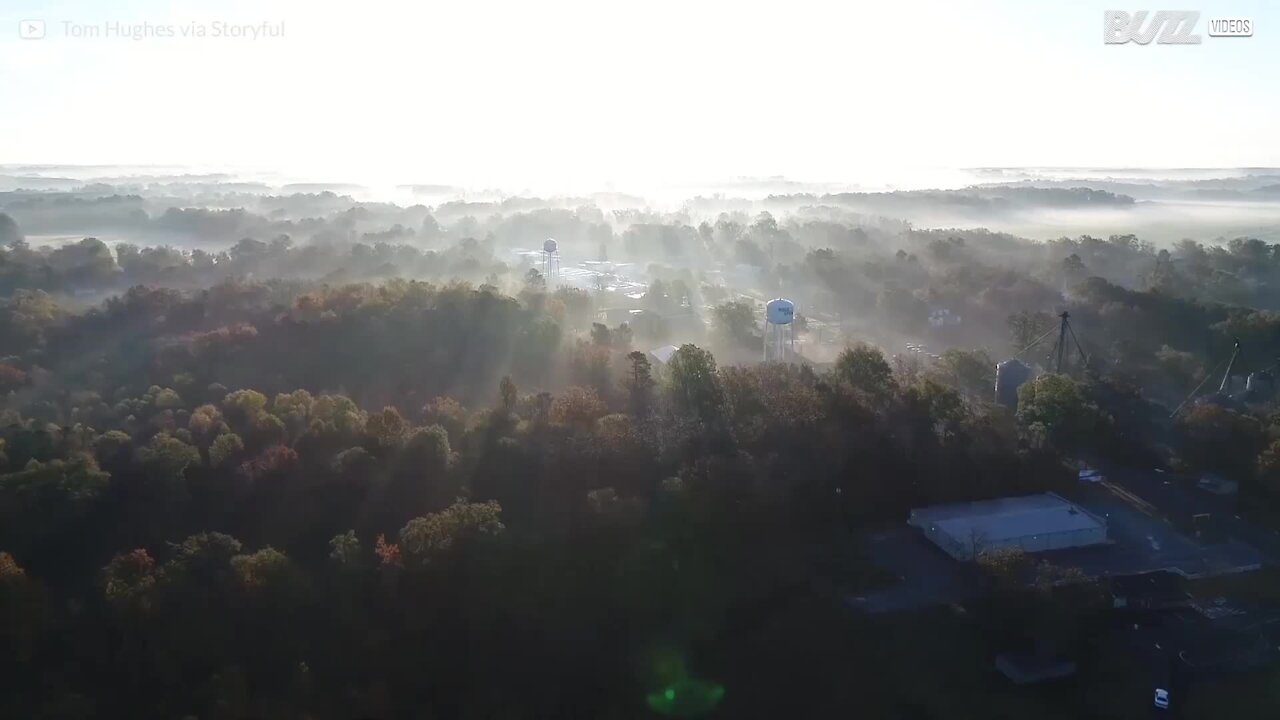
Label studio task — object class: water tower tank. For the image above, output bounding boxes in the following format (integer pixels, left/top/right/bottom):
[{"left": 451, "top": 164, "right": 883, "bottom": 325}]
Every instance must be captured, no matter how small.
[
  {"left": 766, "top": 298, "right": 795, "bottom": 325},
  {"left": 994, "top": 358, "right": 1031, "bottom": 408},
  {"left": 543, "top": 238, "right": 558, "bottom": 254}
]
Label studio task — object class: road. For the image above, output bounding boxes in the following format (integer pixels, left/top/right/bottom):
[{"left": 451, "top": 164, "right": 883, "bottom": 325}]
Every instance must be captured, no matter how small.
[{"left": 1101, "top": 465, "right": 1280, "bottom": 566}]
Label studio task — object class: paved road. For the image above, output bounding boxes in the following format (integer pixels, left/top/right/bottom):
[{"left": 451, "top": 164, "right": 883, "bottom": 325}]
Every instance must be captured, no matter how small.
[
  {"left": 1099, "top": 466, "right": 1280, "bottom": 566},
  {"left": 1052, "top": 484, "right": 1265, "bottom": 578}
]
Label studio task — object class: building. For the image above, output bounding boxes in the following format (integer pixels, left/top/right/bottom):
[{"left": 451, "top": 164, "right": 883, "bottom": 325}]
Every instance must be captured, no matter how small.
[
  {"left": 647, "top": 344, "right": 679, "bottom": 366},
  {"left": 908, "top": 493, "right": 1107, "bottom": 561}
]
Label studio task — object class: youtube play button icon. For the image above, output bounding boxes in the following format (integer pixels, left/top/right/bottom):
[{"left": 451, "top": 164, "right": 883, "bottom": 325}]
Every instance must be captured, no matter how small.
[{"left": 19, "top": 19, "right": 46, "bottom": 39}]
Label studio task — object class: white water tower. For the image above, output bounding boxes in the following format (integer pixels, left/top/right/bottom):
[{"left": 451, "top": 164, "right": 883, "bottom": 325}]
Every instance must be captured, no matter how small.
[
  {"left": 764, "top": 298, "right": 796, "bottom": 362},
  {"left": 541, "top": 238, "right": 560, "bottom": 283}
]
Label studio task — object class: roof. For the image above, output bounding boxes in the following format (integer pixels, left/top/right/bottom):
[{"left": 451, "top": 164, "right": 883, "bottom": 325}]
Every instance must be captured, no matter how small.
[
  {"left": 648, "top": 345, "right": 679, "bottom": 364},
  {"left": 909, "top": 493, "right": 1104, "bottom": 543}
]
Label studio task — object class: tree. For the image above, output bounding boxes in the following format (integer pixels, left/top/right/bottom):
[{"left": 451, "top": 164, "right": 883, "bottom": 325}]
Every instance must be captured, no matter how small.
[
  {"left": 403, "top": 425, "right": 452, "bottom": 474},
  {"left": 931, "top": 348, "right": 996, "bottom": 400},
  {"left": 833, "top": 343, "right": 897, "bottom": 402},
  {"left": 102, "top": 549, "right": 157, "bottom": 612},
  {"left": 1061, "top": 253, "right": 1087, "bottom": 278},
  {"left": 0, "top": 454, "right": 109, "bottom": 552},
  {"left": 498, "top": 376, "right": 518, "bottom": 414},
  {"left": 139, "top": 433, "right": 201, "bottom": 482},
  {"left": 1007, "top": 310, "right": 1055, "bottom": 352},
  {"left": 310, "top": 394, "right": 367, "bottom": 438},
  {"left": 711, "top": 301, "right": 759, "bottom": 352},
  {"left": 159, "top": 532, "right": 243, "bottom": 592},
  {"left": 904, "top": 379, "right": 966, "bottom": 440},
  {"left": 1177, "top": 404, "right": 1263, "bottom": 480},
  {"left": 328, "top": 531, "right": 362, "bottom": 568},
  {"left": 1154, "top": 345, "right": 1204, "bottom": 390},
  {"left": 398, "top": 500, "right": 505, "bottom": 567},
  {"left": 976, "top": 546, "right": 1030, "bottom": 589},
  {"left": 153, "top": 388, "right": 183, "bottom": 410},
  {"left": 0, "top": 550, "right": 48, "bottom": 664},
  {"left": 1016, "top": 374, "right": 1109, "bottom": 453},
  {"left": 391, "top": 424, "right": 458, "bottom": 513},
  {"left": 231, "top": 546, "right": 303, "bottom": 596},
  {"left": 365, "top": 406, "right": 407, "bottom": 450},
  {"left": 208, "top": 432, "right": 245, "bottom": 469},
  {"left": 1257, "top": 439, "right": 1280, "bottom": 499},
  {"left": 222, "top": 389, "right": 268, "bottom": 425},
  {"left": 0, "top": 213, "right": 21, "bottom": 246},
  {"left": 625, "top": 351, "right": 655, "bottom": 416},
  {"left": 590, "top": 322, "right": 612, "bottom": 348},
  {"left": 0, "top": 363, "right": 26, "bottom": 394},
  {"left": 271, "top": 390, "right": 314, "bottom": 436},
  {"left": 237, "top": 444, "right": 298, "bottom": 482},
  {"left": 421, "top": 396, "right": 468, "bottom": 442},
  {"left": 551, "top": 387, "right": 607, "bottom": 429},
  {"left": 666, "top": 344, "right": 726, "bottom": 424},
  {"left": 93, "top": 430, "right": 133, "bottom": 469},
  {"left": 188, "top": 404, "right": 227, "bottom": 441}
]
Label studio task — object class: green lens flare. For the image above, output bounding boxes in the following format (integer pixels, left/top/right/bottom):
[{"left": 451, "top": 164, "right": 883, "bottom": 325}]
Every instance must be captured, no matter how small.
[{"left": 647, "top": 678, "right": 725, "bottom": 717}]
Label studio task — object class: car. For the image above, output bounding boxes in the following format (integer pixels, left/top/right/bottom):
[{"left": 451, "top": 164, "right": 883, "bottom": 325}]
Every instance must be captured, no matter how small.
[{"left": 1154, "top": 688, "right": 1170, "bottom": 710}]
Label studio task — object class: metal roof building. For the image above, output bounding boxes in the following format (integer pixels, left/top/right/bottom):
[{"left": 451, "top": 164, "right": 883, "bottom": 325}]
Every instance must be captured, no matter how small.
[{"left": 908, "top": 492, "right": 1107, "bottom": 561}]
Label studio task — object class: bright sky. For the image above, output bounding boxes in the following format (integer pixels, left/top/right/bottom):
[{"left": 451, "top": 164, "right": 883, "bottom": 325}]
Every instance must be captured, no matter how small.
[{"left": 1, "top": 0, "right": 1277, "bottom": 189}]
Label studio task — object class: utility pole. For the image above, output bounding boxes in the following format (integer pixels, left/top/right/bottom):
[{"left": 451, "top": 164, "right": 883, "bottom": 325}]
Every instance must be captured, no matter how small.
[
  {"left": 1218, "top": 338, "right": 1242, "bottom": 394},
  {"left": 1056, "top": 311, "right": 1070, "bottom": 373}
]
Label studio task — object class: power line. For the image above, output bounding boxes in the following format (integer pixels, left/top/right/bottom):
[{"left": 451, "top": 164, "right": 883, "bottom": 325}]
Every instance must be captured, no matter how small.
[
  {"left": 1169, "top": 353, "right": 1232, "bottom": 418},
  {"left": 1014, "top": 324, "right": 1061, "bottom": 358}
]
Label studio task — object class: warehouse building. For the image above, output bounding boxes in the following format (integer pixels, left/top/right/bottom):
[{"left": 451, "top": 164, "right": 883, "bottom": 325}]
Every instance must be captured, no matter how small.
[{"left": 908, "top": 493, "right": 1107, "bottom": 561}]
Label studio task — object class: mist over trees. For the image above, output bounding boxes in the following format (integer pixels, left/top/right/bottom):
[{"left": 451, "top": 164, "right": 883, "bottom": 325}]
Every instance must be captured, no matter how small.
[{"left": 4, "top": 171, "right": 1280, "bottom": 717}]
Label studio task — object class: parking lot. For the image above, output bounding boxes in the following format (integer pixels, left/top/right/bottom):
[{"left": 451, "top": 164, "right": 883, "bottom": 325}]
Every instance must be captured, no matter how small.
[
  {"left": 851, "top": 480, "right": 1269, "bottom": 614},
  {"left": 849, "top": 528, "right": 983, "bottom": 613}
]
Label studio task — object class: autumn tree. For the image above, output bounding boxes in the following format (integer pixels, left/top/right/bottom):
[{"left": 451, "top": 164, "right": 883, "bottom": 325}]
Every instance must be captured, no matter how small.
[
  {"left": 208, "top": 432, "right": 245, "bottom": 469},
  {"left": 551, "top": 386, "right": 608, "bottom": 429},
  {"left": 102, "top": 548, "right": 157, "bottom": 613},
  {"left": 398, "top": 500, "right": 505, "bottom": 567}
]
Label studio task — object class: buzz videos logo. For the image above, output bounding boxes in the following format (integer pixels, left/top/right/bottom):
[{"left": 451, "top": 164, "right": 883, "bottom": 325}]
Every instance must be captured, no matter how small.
[{"left": 1104, "top": 11, "right": 1253, "bottom": 44}]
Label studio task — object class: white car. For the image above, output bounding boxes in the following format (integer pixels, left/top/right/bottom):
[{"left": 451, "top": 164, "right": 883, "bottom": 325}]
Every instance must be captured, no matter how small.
[{"left": 1154, "top": 688, "right": 1170, "bottom": 710}]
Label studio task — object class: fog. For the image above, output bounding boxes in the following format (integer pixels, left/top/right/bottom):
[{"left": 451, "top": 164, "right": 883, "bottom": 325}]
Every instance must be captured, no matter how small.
[
  {"left": 5, "top": 164, "right": 1280, "bottom": 399},
  {"left": 8, "top": 165, "right": 1280, "bottom": 247}
]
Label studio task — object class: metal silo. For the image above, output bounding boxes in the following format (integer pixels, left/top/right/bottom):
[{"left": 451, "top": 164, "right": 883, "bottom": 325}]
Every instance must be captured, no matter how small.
[{"left": 995, "top": 358, "right": 1031, "bottom": 408}]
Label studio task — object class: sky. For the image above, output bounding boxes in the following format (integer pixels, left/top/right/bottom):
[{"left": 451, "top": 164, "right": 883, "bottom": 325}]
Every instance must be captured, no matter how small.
[{"left": 1, "top": 0, "right": 1277, "bottom": 190}]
